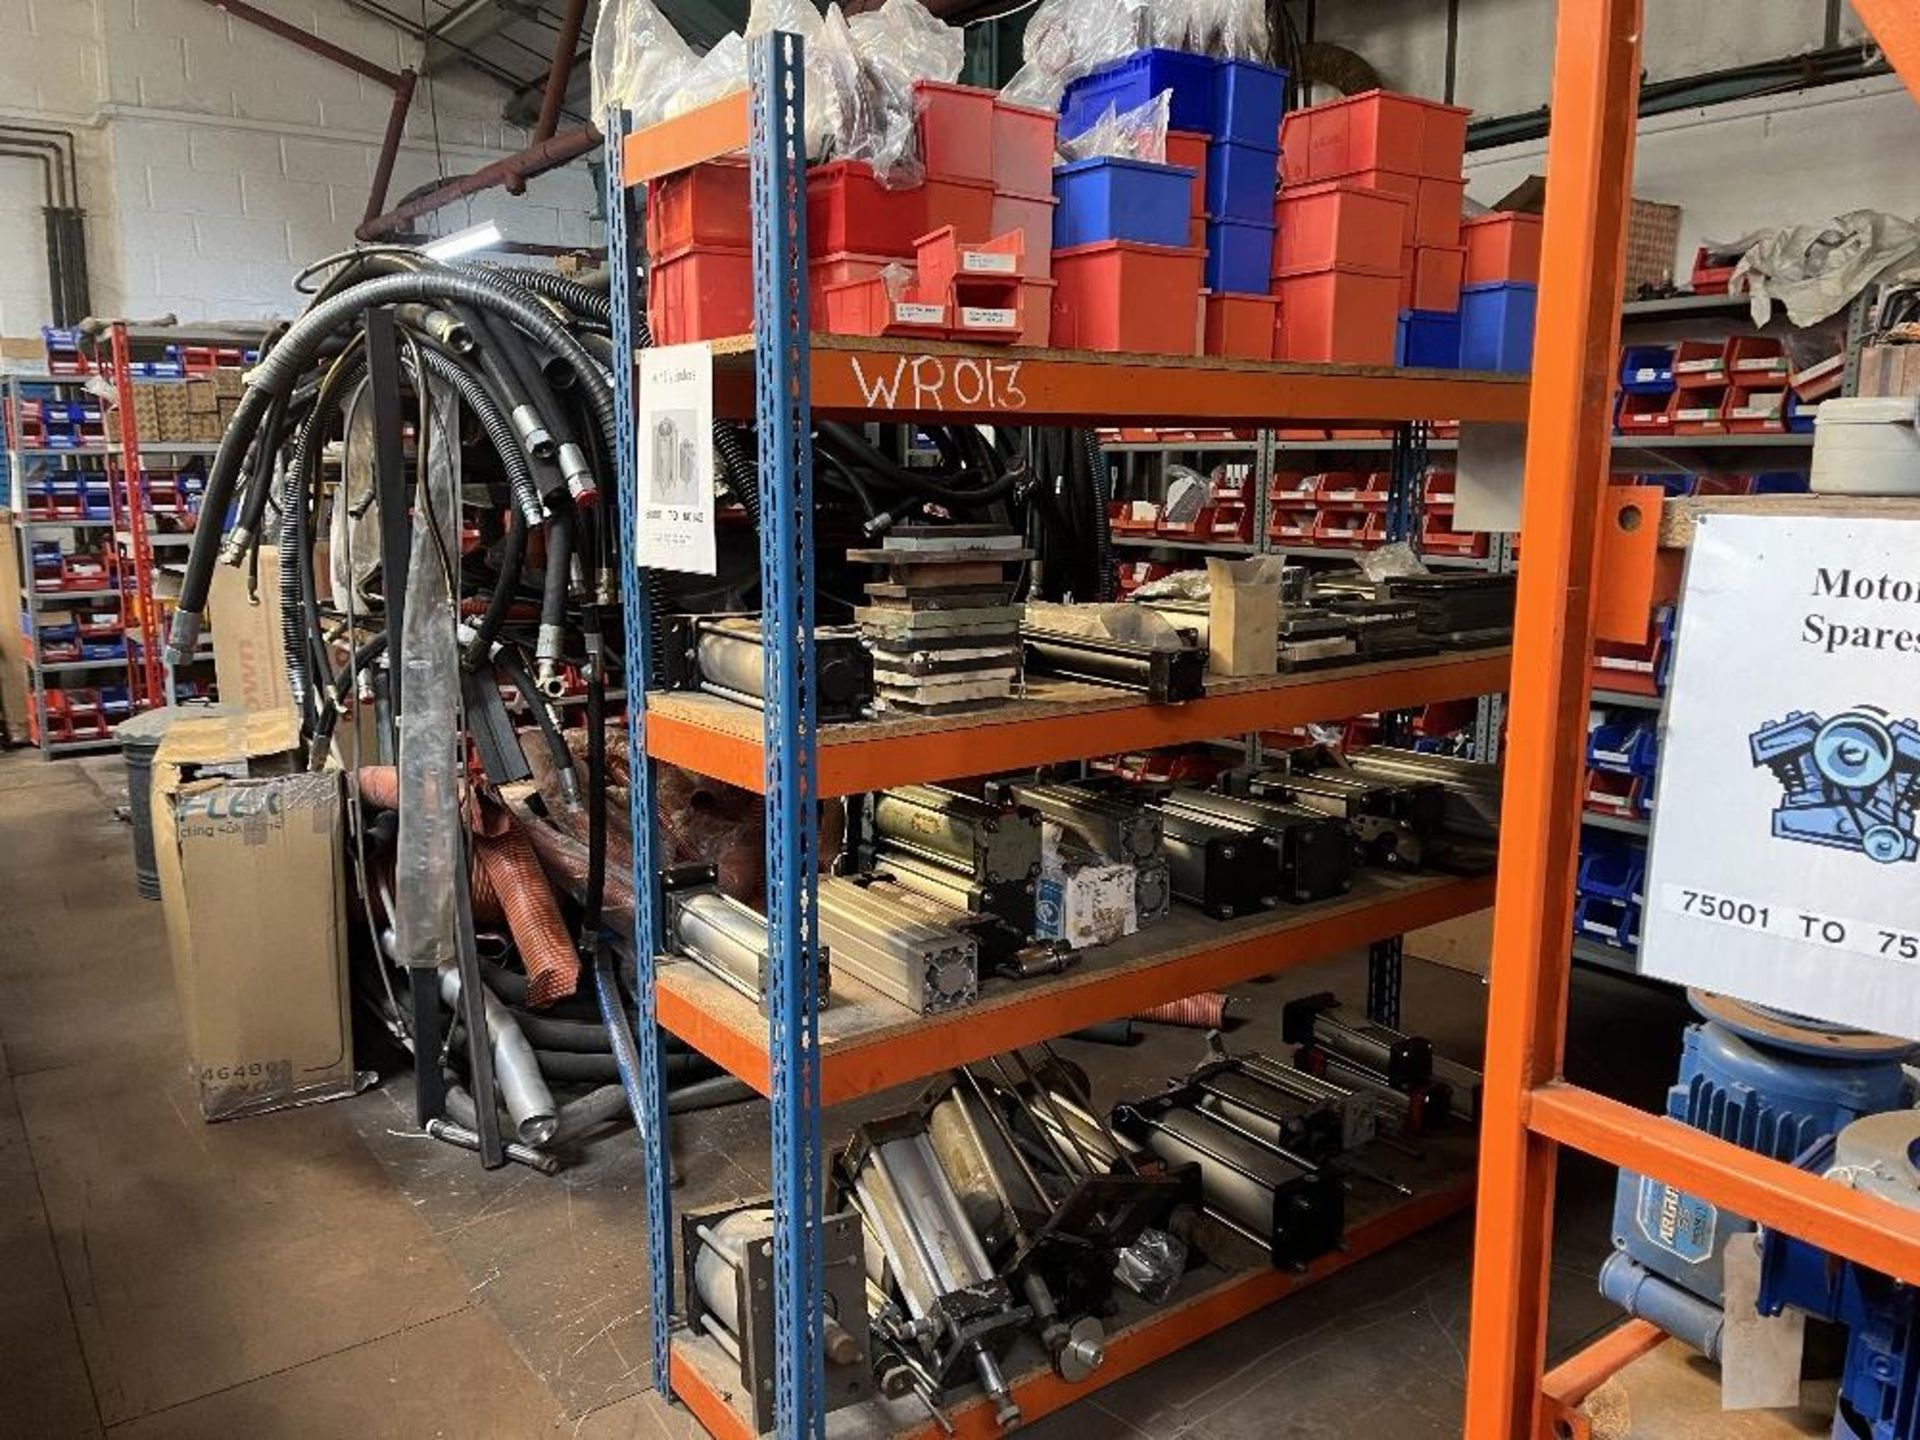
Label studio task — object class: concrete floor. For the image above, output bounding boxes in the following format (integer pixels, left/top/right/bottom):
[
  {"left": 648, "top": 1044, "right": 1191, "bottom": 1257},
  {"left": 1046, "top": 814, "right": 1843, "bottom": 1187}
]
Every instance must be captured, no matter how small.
[{"left": 0, "top": 748, "right": 1693, "bottom": 1439}]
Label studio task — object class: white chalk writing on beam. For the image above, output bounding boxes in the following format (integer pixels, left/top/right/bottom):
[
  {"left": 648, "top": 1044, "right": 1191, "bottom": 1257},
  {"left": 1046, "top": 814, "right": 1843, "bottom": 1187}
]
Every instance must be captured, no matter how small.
[{"left": 848, "top": 354, "right": 1027, "bottom": 411}]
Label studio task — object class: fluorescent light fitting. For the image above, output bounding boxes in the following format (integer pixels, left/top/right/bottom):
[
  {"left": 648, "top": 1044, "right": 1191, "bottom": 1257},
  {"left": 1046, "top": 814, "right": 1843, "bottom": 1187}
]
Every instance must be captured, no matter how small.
[{"left": 422, "top": 220, "right": 503, "bottom": 262}]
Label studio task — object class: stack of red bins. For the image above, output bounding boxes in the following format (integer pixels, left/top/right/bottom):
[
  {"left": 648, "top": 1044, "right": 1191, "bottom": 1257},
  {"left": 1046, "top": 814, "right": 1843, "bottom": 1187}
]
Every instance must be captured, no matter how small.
[
  {"left": 985, "top": 90, "right": 1060, "bottom": 344},
  {"left": 806, "top": 157, "right": 933, "bottom": 337},
  {"left": 645, "top": 158, "right": 755, "bottom": 345},
  {"left": 1274, "top": 90, "right": 1471, "bottom": 363}
]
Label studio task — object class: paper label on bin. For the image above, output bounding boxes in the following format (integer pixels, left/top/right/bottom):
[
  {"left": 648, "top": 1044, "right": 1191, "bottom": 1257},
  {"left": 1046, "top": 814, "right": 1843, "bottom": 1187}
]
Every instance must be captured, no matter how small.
[
  {"left": 1641, "top": 514, "right": 1920, "bottom": 1039},
  {"left": 635, "top": 342, "right": 716, "bottom": 576},
  {"left": 959, "top": 306, "right": 1016, "bottom": 329},
  {"left": 960, "top": 252, "right": 1017, "bottom": 274},
  {"left": 892, "top": 302, "right": 945, "bottom": 326}
]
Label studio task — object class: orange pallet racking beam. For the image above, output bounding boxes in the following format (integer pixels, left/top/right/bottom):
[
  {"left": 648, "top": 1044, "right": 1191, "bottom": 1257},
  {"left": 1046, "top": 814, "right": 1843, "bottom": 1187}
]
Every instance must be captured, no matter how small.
[{"left": 645, "top": 647, "right": 1511, "bottom": 797}]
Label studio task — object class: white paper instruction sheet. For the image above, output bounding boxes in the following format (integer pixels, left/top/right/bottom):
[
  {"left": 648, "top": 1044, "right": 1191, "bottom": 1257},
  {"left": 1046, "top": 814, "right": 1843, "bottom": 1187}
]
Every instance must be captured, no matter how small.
[
  {"left": 635, "top": 342, "right": 717, "bottom": 575},
  {"left": 1642, "top": 514, "right": 1920, "bottom": 1038}
]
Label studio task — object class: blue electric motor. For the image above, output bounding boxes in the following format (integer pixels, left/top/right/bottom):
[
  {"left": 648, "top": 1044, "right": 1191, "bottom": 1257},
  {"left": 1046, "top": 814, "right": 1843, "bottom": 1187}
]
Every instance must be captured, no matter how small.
[
  {"left": 1601, "top": 991, "right": 1913, "bottom": 1357},
  {"left": 1758, "top": 1111, "right": 1920, "bottom": 1440}
]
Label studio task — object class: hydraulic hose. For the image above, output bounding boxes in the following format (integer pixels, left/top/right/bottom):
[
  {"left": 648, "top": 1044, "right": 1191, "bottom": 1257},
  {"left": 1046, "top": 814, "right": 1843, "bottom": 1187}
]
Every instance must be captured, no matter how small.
[{"left": 171, "top": 267, "right": 614, "bottom": 658}]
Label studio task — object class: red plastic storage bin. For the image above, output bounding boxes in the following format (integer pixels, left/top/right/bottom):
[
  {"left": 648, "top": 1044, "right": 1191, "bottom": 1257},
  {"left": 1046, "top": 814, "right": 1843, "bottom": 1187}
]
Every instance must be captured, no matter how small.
[
  {"left": 1204, "top": 293, "right": 1279, "bottom": 361},
  {"left": 1461, "top": 211, "right": 1543, "bottom": 285},
  {"left": 1672, "top": 339, "right": 1727, "bottom": 388},
  {"left": 820, "top": 277, "right": 948, "bottom": 339},
  {"left": 915, "top": 81, "right": 998, "bottom": 184},
  {"left": 923, "top": 176, "right": 995, "bottom": 242},
  {"left": 1272, "top": 181, "right": 1407, "bottom": 276},
  {"left": 1165, "top": 130, "right": 1209, "bottom": 216},
  {"left": 1415, "top": 177, "right": 1464, "bottom": 246},
  {"left": 1669, "top": 388, "right": 1728, "bottom": 436},
  {"left": 807, "top": 162, "right": 926, "bottom": 258},
  {"left": 1725, "top": 334, "right": 1787, "bottom": 380},
  {"left": 646, "top": 159, "right": 751, "bottom": 255},
  {"left": 1280, "top": 90, "right": 1471, "bottom": 183},
  {"left": 1050, "top": 241, "right": 1205, "bottom": 356},
  {"left": 1408, "top": 245, "right": 1464, "bottom": 311},
  {"left": 1725, "top": 384, "right": 1786, "bottom": 433},
  {"left": 1273, "top": 269, "right": 1399, "bottom": 364},
  {"left": 991, "top": 192, "right": 1057, "bottom": 280},
  {"left": 993, "top": 100, "right": 1055, "bottom": 198},
  {"left": 649, "top": 245, "right": 754, "bottom": 344},
  {"left": 1016, "top": 279, "right": 1055, "bottom": 346}
]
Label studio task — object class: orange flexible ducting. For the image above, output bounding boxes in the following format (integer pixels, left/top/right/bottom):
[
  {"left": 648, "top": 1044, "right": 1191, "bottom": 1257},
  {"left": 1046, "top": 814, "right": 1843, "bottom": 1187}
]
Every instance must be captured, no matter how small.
[
  {"left": 354, "top": 765, "right": 580, "bottom": 1007},
  {"left": 1135, "top": 992, "right": 1234, "bottom": 1029}
]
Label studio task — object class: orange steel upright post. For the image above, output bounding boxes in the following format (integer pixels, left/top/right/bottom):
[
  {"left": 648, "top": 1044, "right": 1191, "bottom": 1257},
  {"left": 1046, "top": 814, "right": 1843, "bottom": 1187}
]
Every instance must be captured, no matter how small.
[{"left": 1462, "top": 2, "right": 1645, "bottom": 1437}]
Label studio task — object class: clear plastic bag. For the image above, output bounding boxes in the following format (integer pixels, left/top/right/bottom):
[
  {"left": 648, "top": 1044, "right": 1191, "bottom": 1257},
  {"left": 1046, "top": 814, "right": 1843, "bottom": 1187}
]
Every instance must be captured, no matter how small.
[
  {"left": 590, "top": 0, "right": 698, "bottom": 126},
  {"left": 663, "top": 31, "right": 747, "bottom": 120},
  {"left": 847, "top": 0, "right": 964, "bottom": 187},
  {"left": 1187, "top": 0, "right": 1269, "bottom": 60},
  {"left": 1358, "top": 540, "right": 1431, "bottom": 581},
  {"left": 1056, "top": 91, "right": 1170, "bottom": 164},
  {"left": 1001, "top": 0, "right": 1183, "bottom": 112},
  {"left": 1113, "top": 1227, "right": 1187, "bottom": 1302}
]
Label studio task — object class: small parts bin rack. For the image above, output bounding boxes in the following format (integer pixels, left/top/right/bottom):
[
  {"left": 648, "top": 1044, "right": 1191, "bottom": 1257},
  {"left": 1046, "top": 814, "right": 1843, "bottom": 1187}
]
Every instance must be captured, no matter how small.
[
  {"left": 1464, "top": 2, "right": 1920, "bottom": 1437},
  {"left": 611, "top": 37, "right": 1529, "bottom": 1439}
]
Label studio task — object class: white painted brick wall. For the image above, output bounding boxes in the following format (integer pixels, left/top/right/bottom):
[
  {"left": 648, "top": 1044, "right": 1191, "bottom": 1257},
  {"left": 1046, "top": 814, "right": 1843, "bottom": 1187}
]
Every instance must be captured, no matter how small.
[{"left": 0, "top": 0, "right": 601, "bottom": 334}]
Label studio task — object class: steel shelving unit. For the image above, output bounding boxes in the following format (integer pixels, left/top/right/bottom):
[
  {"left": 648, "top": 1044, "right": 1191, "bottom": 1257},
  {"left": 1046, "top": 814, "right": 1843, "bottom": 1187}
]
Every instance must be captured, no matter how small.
[
  {"left": 610, "top": 41, "right": 1531, "bottom": 1438},
  {"left": 1464, "top": 3, "right": 1920, "bottom": 1436}
]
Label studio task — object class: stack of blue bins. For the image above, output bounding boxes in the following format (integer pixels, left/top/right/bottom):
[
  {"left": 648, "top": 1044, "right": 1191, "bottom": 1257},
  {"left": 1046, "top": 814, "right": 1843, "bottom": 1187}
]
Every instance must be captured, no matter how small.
[
  {"left": 1576, "top": 830, "right": 1646, "bottom": 954},
  {"left": 1051, "top": 154, "right": 1195, "bottom": 249},
  {"left": 1058, "top": 49, "right": 1287, "bottom": 295}
]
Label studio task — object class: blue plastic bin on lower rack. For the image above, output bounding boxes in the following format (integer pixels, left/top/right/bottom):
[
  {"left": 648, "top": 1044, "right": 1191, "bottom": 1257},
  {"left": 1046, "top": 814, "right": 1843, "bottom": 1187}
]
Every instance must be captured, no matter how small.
[
  {"left": 1395, "top": 310, "right": 1461, "bottom": 367},
  {"left": 1205, "top": 139, "right": 1279, "bottom": 222},
  {"left": 1576, "top": 830, "right": 1645, "bottom": 950},
  {"left": 1459, "top": 281, "right": 1536, "bottom": 372},
  {"left": 1587, "top": 714, "right": 1658, "bottom": 819}
]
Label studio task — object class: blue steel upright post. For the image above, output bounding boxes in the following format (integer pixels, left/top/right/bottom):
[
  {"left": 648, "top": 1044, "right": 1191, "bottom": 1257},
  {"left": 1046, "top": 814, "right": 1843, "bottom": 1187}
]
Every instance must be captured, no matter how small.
[
  {"left": 604, "top": 107, "right": 676, "bottom": 1395},
  {"left": 748, "top": 31, "right": 826, "bottom": 1439}
]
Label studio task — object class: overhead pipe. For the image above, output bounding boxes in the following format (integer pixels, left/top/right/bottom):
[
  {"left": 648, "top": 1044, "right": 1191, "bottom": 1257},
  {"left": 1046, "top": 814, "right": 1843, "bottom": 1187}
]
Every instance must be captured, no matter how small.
[
  {"left": 357, "top": 124, "right": 601, "bottom": 240},
  {"left": 202, "top": 0, "right": 404, "bottom": 87},
  {"left": 364, "top": 68, "right": 420, "bottom": 226},
  {"left": 532, "top": 0, "right": 590, "bottom": 147}
]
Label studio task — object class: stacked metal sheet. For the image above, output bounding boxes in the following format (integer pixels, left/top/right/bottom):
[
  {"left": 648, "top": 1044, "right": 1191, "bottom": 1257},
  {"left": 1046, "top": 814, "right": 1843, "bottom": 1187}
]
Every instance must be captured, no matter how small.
[{"left": 850, "top": 526, "right": 1031, "bottom": 714}]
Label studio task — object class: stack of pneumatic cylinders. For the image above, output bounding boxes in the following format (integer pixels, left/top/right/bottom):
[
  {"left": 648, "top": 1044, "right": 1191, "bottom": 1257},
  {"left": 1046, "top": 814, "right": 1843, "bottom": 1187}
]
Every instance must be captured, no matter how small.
[{"left": 686, "top": 998, "right": 1482, "bottom": 1434}]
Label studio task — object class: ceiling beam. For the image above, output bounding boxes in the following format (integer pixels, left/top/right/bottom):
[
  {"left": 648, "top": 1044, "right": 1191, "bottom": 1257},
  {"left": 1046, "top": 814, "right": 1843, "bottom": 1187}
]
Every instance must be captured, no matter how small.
[{"left": 422, "top": 0, "right": 544, "bottom": 74}]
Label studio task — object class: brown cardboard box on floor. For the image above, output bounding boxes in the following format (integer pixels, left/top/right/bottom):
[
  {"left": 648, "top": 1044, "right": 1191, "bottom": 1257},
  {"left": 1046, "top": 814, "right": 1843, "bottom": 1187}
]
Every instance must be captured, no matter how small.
[{"left": 152, "top": 708, "right": 360, "bottom": 1121}]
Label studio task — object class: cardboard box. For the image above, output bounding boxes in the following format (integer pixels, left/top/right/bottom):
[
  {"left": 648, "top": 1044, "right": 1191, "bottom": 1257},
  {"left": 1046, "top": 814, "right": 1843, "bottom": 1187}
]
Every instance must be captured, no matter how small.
[
  {"left": 153, "top": 708, "right": 357, "bottom": 1121},
  {"left": 184, "top": 377, "right": 218, "bottom": 414},
  {"left": 1036, "top": 854, "right": 1136, "bottom": 950},
  {"left": 1206, "top": 555, "right": 1285, "bottom": 676},
  {"left": 1858, "top": 344, "right": 1920, "bottom": 398},
  {"left": 209, "top": 551, "right": 295, "bottom": 713}
]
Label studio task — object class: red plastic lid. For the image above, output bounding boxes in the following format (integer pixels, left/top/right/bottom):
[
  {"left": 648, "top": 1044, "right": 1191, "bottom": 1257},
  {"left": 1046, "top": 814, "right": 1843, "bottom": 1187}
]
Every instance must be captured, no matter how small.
[
  {"left": 806, "top": 159, "right": 881, "bottom": 183},
  {"left": 913, "top": 79, "right": 996, "bottom": 100},
  {"left": 651, "top": 238, "right": 751, "bottom": 265},
  {"left": 1319, "top": 87, "right": 1472, "bottom": 118},
  {"left": 1277, "top": 179, "right": 1412, "bottom": 205},
  {"left": 994, "top": 97, "right": 1056, "bottom": 120},
  {"left": 810, "top": 249, "right": 912, "bottom": 267},
  {"left": 1052, "top": 239, "right": 1207, "bottom": 260},
  {"left": 1461, "top": 210, "right": 1541, "bottom": 229}
]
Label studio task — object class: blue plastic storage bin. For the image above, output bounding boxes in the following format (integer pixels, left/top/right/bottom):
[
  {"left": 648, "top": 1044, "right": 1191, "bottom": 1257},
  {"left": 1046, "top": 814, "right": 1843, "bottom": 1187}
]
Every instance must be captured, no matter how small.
[
  {"left": 1751, "top": 470, "right": 1810, "bottom": 494},
  {"left": 1052, "top": 156, "right": 1195, "bottom": 249},
  {"left": 1577, "top": 833, "right": 1646, "bottom": 904},
  {"left": 1059, "top": 48, "right": 1217, "bottom": 138},
  {"left": 1395, "top": 309, "right": 1460, "bottom": 368},
  {"left": 1212, "top": 59, "right": 1286, "bottom": 148},
  {"left": 1204, "top": 139, "right": 1279, "bottom": 222},
  {"left": 1619, "top": 344, "right": 1674, "bottom": 393},
  {"left": 1204, "top": 217, "right": 1273, "bottom": 294},
  {"left": 1459, "top": 281, "right": 1536, "bottom": 373}
]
